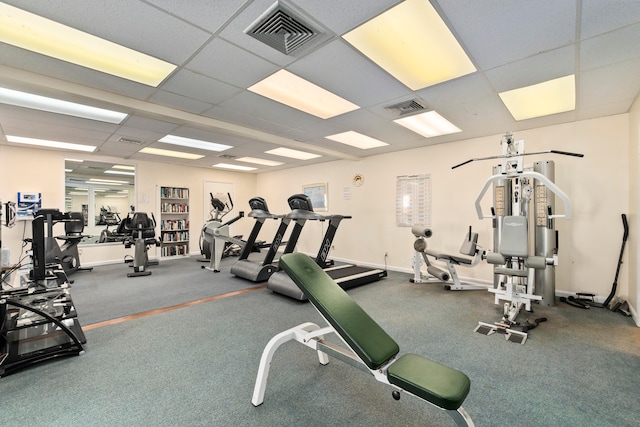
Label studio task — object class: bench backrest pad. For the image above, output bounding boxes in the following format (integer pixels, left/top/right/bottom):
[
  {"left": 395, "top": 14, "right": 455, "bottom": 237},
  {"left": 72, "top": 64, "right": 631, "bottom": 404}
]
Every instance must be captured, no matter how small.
[{"left": 279, "top": 253, "right": 399, "bottom": 369}]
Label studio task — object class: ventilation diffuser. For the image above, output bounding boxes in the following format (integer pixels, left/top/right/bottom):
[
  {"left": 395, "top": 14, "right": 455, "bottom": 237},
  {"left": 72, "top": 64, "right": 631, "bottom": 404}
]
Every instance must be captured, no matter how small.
[
  {"left": 118, "top": 137, "right": 144, "bottom": 145},
  {"left": 245, "top": 1, "right": 320, "bottom": 55},
  {"left": 385, "top": 99, "right": 427, "bottom": 116}
]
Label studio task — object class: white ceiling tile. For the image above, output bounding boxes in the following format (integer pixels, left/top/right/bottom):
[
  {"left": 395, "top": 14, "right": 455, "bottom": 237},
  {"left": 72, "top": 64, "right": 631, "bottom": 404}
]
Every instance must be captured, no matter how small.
[
  {"left": 0, "top": 0, "right": 639, "bottom": 169},
  {"left": 186, "top": 38, "right": 279, "bottom": 88},
  {"left": 161, "top": 69, "right": 242, "bottom": 104},
  {"left": 580, "top": 22, "right": 640, "bottom": 70},
  {"left": 437, "top": 0, "right": 576, "bottom": 70},
  {"left": 288, "top": 39, "right": 411, "bottom": 107},
  {"left": 581, "top": 0, "right": 640, "bottom": 39},
  {"left": 579, "top": 57, "right": 640, "bottom": 110},
  {"left": 484, "top": 45, "right": 576, "bottom": 92},
  {"left": 3, "top": 0, "right": 211, "bottom": 65},
  {"left": 148, "top": 90, "right": 213, "bottom": 115},
  {"left": 292, "top": 0, "right": 402, "bottom": 34},
  {"left": 144, "top": 0, "right": 249, "bottom": 33}
]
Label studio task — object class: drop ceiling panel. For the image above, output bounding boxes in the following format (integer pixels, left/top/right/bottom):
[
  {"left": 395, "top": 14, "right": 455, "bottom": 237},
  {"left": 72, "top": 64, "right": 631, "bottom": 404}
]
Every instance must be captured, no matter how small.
[
  {"left": 438, "top": 0, "right": 576, "bottom": 70},
  {"left": 218, "top": 90, "right": 320, "bottom": 130},
  {"left": 0, "top": 1, "right": 639, "bottom": 173},
  {"left": 144, "top": 0, "right": 249, "bottom": 34},
  {"left": 120, "top": 116, "right": 180, "bottom": 137},
  {"left": 484, "top": 46, "right": 576, "bottom": 92},
  {"left": 579, "top": 57, "right": 640, "bottom": 113},
  {"left": 1, "top": 115, "right": 113, "bottom": 143},
  {"left": 580, "top": 22, "right": 640, "bottom": 70},
  {"left": 292, "top": 0, "right": 403, "bottom": 34},
  {"left": 0, "top": 104, "right": 119, "bottom": 134},
  {"left": 414, "top": 73, "right": 494, "bottom": 112},
  {"left": 204, "top": 105, "right": 292, "bottom": 136},
  {"left": 325, "top": 108, "right": 423, "bottom": 145},
  {"left": 148, "top": 90, "right": 214, "bottom": 115},
  {"left": 287, "top": 39, "right": 411, "bottom": 107},
  {"left": 3, "top": 0, "right": 211, "bottom": 66},
  {"left": 96, "top": 141, "right": 147, "bottom": 158},
  {"left": 581, "top": 0, "right": 640, "bottom": 39},
  {"left": 186, "top": 38, "right": 280, "bottom": 88},
  {"left": 159, "top": 69, "right": 242, "bottom": 105},
  {"left": 0, "top": 45, "right": 157, "bottom": 100}
]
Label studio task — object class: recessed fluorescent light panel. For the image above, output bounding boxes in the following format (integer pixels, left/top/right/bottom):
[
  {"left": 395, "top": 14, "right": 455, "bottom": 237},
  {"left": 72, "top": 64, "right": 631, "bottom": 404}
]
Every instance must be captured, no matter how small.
[
  {"left": 265, "top": 147, "right": 321, "bottom": 160},
  {"left": 89, "top": 178, "right": 128, "bottom": 184},
  {"left": 212, "top": 163, "right": 257, "bottom": 171},
  {"left": 343, "top": 0, "right": 476, "bottom": 90},
  {"left": 325, "top": 131, "right": 389, "bottom": 149},
  {"left": 248, "top": 69, "right": 359, "bottom": 119},
  {"left": 158, "top": 135, "right": 232, "bottom": 152},
  {"left": 0, "top": 88, "right": 127, "bottom": 123},
  {"left": 6, "top": 135, "right": 97, "bottom": 152},
  {"left": 0, "top": 3, "right": 176, "bottom": 87},
  {"left": 499, "top": 75, "right": 576, "bottom": 121},
  {"left": 236, "top": 157, "right": 284, "bottom": 167},
  {"left": 112, "top": 164, "right": 135, "bottom": 170},
  {"left": 138, "top": 147, "right": 204, "bottom": 160},
  {"left": 394, "top": 111, "right": 461, "bottom": 138},
  {"left": 104, "top": 170, "right": 135, "bottom": 176}
]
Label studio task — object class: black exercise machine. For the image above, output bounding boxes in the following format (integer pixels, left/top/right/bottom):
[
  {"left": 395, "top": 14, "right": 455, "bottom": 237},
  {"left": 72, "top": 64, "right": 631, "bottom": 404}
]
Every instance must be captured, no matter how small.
[
  {"left": 0, "top": 209, "right": 86, "bottom": 377},
  {"left": 230, "top": 197, "right": 289, "bottom": 282},
  {"left": 267, "top": 194, "right": 387, "bottom": 300},
  {"left": 123, "top": 212, "right": 161, "bottom": 277},
  {"left": 53, "top": 212, "right": 93, "bottom": 276},
  {"left": 33, "top": 208, "right": 93, "bottom": 279}
]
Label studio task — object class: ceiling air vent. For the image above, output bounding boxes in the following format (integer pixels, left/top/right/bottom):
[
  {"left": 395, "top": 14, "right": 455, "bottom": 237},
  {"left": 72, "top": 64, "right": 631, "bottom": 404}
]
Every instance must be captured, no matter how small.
[
  {"left": 245, "top": 1, "right": 320, "bottom": 55},
  {"left": 118, "top": 137, "right": 144, "bottom": 145},
  {"left": 385, "top": 99, "right": 427, "bottom": 116},
  {"left": 218, "top": 154, "right": 236, "bottom": 159}
]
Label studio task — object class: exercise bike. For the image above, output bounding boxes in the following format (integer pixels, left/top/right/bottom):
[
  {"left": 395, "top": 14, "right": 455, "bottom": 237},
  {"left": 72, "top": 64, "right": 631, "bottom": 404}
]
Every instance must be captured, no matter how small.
[
  {"left": 38, "top": 209, "right": 93, "bottom": 278},
  {"left": 123, "top": 212, "right": 161, "bottom": 277}
]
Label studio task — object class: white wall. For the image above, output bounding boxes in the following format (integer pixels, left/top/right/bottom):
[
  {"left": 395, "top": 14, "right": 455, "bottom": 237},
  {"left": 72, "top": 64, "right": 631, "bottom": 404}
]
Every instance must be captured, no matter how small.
[
  {"left": 1, "top": 115, "right": 635, "bottom": 319},
  {"left": 0, "top": 145, "right": 257, "bottom": 267},
  {"left": 257, "top": 115, "right": 631, "bottom": 301},
  {"left": 628, "top": 94, "right": 640, "bottom": 325}
]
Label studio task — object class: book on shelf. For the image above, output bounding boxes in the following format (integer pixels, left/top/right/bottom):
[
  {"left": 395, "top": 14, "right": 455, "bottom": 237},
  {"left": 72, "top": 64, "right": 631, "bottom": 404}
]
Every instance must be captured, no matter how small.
[{"left": 160, "top": 187, "right": 189, "bottom": 199}]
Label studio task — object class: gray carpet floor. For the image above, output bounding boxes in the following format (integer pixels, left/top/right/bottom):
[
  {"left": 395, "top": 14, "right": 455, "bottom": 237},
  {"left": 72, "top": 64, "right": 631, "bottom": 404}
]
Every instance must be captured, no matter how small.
[{"left": 1, "top": 255, "right": 639, "bottom": 426}]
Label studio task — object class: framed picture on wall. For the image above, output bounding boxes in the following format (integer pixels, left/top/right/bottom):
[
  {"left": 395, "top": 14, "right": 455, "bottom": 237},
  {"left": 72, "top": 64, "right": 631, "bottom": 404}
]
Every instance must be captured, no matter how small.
[{"left": 303, "top": 183, "right": 328, "bottom": 212}]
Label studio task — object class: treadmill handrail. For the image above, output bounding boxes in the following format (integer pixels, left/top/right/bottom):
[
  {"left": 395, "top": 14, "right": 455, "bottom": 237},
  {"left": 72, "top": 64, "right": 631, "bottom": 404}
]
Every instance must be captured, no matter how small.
[{"left": 248, "top": 209, "right": 282, "bottom": 219}]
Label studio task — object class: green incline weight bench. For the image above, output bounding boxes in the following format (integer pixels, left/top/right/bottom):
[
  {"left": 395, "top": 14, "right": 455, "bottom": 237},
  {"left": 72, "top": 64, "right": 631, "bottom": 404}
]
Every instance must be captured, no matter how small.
[{"left": 251, "top": 253, "right": 473, "bottom": 426}]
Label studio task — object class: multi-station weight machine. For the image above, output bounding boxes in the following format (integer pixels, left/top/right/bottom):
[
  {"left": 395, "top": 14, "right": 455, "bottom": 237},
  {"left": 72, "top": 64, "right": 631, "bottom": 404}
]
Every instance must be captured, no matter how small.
[{"left": 453, "top": 132, "right": 583, "bottom": 344}]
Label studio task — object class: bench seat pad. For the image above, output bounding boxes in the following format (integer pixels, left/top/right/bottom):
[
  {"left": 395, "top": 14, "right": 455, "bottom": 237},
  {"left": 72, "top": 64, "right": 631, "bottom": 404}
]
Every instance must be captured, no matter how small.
[{"left": 388, "top": 353, "right": 471, "bottom": 410}]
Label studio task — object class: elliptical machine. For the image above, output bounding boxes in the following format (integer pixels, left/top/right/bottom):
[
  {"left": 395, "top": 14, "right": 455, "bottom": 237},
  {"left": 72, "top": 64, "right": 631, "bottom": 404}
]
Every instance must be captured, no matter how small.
[
  {"left": 199, "top": 193, "right": 245, "bottom": 272},
  {"left": 123, "top": 212, "right": 161, "bottom": 277}
]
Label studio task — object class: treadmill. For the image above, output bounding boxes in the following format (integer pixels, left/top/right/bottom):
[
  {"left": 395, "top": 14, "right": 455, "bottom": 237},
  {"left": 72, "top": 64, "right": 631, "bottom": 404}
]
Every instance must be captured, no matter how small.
[
  {"left": 230, "top": 197, "right": 288, "bottom": 282},
  {"left": 267, "top": 194, "right": 387, "bottom": 300}
]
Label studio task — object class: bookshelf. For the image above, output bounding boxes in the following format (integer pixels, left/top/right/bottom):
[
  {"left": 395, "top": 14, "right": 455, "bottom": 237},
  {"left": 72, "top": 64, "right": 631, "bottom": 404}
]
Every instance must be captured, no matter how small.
[{"left": 159, "top": 186, "right": 190, "bottom": 257}]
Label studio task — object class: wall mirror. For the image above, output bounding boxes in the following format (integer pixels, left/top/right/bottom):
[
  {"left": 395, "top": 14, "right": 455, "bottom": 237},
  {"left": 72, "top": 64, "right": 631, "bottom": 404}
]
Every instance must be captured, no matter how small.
[{"left": 64, "top": 159, "right": 135, "bottom": 244}]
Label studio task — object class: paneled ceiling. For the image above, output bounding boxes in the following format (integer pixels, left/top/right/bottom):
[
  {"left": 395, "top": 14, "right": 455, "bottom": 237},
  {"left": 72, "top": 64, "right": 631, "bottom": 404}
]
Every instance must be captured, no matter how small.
[{"left": 1, "top": 0, "right": 639, "bottom": 173}]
